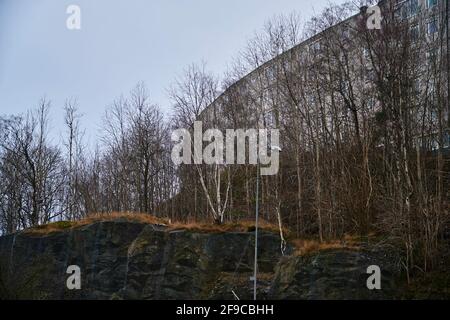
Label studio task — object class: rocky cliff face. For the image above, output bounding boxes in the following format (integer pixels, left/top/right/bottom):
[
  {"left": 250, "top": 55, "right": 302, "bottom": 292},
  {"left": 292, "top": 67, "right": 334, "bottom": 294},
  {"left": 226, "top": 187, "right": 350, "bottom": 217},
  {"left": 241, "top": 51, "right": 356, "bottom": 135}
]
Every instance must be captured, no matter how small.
[
  {"left": 270, "top": 248, "right": 402, "bottom": 299},
  {"left": 0, "top": 220, "right": 405, "bottom": 299}
]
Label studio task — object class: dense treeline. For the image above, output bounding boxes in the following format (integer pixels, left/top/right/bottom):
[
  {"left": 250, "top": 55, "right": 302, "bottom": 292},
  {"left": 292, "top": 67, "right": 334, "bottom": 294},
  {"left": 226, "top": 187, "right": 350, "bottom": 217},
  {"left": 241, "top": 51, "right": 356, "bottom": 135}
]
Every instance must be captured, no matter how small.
[{"left": 0, "top": 1, "right": 449, "bottom": 277}]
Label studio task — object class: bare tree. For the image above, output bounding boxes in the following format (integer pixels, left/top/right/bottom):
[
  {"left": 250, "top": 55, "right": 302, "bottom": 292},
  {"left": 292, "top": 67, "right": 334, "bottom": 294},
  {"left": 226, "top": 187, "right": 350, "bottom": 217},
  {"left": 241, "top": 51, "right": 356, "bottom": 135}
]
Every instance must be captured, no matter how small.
[
  {"left": 0, "top": 100, "right": 64, "bottom": 229},
  {"left": 63, "top": 99, "right": 85, "bottom": 220}
]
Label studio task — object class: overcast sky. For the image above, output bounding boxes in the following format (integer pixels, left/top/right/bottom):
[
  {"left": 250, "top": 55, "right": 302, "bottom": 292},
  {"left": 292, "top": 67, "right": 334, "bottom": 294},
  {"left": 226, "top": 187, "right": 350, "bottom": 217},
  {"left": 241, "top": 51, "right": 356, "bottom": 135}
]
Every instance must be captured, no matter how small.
[{"left": 0, "top": 0, "right": 343, "bottom": 146}]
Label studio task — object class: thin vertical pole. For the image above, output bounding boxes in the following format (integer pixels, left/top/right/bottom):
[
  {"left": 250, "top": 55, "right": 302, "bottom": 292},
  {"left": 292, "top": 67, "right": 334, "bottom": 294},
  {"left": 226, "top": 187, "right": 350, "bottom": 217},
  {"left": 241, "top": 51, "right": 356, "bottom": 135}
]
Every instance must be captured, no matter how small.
[
  {"left": 446, "top": 0, "right": 450, "bottom": 129},
  {"left": 253, "top": 161, "right": 259, "bottom": 300}
]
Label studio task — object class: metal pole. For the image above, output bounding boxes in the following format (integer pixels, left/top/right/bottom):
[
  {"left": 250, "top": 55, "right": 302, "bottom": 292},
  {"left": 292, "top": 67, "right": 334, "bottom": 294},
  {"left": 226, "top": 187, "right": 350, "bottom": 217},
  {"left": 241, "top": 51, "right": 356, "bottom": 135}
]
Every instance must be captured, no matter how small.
[
  {"left": 446, "top": 0, "right": 450, "bottom": 129},
  {"left": 253, "top": 160, "right": 259, "bottom": 300}
]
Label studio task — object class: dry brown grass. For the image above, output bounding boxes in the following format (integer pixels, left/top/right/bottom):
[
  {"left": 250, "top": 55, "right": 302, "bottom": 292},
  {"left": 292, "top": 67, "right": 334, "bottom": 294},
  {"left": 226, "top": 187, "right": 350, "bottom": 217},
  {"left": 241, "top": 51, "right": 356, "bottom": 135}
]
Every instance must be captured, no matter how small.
[
  {"left": 23, "top": 212, "right": 285, "bottom": 235},
  {"left": 167, "top": 218, "right": 287, "bottom": 234},
  {"left": 292, "top": 234, "right": 361, "bottom": 256},
  {"left": 84, "top": 212, "right": 170, "bottom": 225},
  {"left": 24, "top": 212, "right": 169, "bottom": 235}
]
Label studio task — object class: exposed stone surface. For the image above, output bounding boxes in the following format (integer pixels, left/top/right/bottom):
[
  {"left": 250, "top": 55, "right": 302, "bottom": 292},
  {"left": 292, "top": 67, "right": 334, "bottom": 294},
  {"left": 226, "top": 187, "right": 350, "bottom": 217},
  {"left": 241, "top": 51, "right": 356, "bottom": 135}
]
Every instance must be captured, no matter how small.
[
  {"left": 269, "top": 247, "right": 402, "bottom": 299},
  {"left": 0, "top": 220, "right": 408, "bottom": 299},
  {"left": 0, "top": 220, "right": 285, "bottom": 299}
]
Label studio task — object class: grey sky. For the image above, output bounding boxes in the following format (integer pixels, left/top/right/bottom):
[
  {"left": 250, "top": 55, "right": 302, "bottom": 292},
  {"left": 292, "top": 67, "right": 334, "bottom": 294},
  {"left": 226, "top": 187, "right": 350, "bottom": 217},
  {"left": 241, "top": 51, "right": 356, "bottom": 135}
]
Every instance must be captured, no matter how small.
[{"left": 0, "top": 0, "right": 339, "bottom": 146}]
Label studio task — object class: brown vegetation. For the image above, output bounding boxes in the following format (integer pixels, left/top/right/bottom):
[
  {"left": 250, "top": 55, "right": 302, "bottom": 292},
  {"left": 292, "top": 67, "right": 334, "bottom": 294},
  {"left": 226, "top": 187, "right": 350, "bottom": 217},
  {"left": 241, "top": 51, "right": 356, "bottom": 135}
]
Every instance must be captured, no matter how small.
[
  {"left": 23, "top": 212, "right": 287, "bottom": 235},
  {"left": 291, "top": 234, "right": 362, "bottom": 256}
]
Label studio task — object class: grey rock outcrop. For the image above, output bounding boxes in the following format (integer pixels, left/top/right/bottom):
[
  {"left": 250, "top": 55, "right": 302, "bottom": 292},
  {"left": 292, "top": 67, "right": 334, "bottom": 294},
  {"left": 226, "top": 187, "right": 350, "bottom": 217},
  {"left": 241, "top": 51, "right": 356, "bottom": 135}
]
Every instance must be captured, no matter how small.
[
  {"left": 0, "top": 220, "right": 284, "bottom": 299},
  {"left": 0, "top": 220, "right": 405, "bottom": 299},
  {"left": 269, "top": 248, "right": 402, "bottom": 299}
]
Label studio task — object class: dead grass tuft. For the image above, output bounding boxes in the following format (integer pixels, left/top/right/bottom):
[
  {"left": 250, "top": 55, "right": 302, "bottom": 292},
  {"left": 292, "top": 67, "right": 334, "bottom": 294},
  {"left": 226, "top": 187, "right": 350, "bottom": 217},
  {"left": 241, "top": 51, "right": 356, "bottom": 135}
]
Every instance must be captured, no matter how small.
[
  {"left": 167, "top": 218, "right": 287, "bottom": 234},
  {"left": 292, "top": 234, "right": 361, "bottom": 256},
  {"left": 83, "top": 212, "right": 169, "bottom": 225}
]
